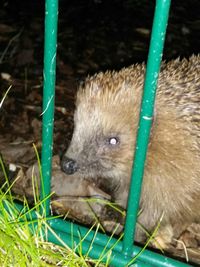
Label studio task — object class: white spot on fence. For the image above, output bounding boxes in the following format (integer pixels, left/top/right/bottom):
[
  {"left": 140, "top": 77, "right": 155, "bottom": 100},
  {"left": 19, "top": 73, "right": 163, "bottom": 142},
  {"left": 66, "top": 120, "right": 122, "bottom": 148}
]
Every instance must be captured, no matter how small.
[
  {"left": 143, "top": 116, "right": 153, "bottom": 120},
  {"left": 40, "top": 95, "right": 54, "bottom": 116}
]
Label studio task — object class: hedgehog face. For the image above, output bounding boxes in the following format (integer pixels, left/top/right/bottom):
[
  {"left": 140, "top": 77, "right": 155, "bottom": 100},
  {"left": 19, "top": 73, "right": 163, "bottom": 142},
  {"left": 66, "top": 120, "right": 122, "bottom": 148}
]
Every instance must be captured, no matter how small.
[
  {"left": 61, "top": 68, "right": 143, "bottom": 191},
  {"left": 61, "top": 102, "right": 135, "bottom": 190}
]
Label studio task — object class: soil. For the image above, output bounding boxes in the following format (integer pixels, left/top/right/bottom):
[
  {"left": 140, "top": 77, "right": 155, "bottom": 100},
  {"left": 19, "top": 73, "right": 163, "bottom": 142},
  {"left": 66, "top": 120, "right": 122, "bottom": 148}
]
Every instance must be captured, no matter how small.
[{"left": 0, "top": 0, "right": 200, "bottom": 265}]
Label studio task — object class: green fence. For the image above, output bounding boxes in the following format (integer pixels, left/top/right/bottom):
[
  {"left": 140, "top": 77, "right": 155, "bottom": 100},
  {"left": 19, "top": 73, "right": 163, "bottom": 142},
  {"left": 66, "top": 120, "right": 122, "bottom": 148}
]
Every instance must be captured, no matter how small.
[{"left": 13, "top": 0, "right": 193, "bottom": 266}]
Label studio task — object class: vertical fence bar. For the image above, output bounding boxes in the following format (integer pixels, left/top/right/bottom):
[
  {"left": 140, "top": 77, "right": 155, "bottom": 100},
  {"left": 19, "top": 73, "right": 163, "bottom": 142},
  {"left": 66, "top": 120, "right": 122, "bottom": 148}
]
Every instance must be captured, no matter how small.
[
  {"left": 123, "top": 0, "right": 171, "bottom": 254},
  {"left": 41, "top": 0, "right": 58, "bottom": 215}
]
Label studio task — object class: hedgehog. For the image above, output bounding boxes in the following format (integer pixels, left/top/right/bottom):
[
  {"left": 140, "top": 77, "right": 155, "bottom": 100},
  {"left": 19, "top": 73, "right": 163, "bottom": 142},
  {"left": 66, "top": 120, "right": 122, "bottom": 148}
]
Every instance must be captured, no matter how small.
[{"left": 61, "top": 55, "right": 200, "bottom": 248}]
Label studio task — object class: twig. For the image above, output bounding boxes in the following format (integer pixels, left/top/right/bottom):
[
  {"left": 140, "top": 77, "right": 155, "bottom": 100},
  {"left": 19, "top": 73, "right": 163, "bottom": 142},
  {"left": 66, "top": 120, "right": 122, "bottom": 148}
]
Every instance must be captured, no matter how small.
[{"left": 0, "top": 28, "right": 23, "bottom": 64}]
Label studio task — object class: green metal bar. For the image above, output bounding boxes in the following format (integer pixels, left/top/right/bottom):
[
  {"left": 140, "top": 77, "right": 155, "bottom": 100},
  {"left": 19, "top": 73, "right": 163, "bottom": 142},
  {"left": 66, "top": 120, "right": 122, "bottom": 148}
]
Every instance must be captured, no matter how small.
[
  {"left": 123, "top": 0, "right": 171, "bottom": 254},
  {"left": 48, "top": 219, "right": 191, "bottom": 267},
  {"left": 40, "top": 0, "right": 58, "bottom": 215},
  {"left": 6, "top": 201, "right": 191, "bottom": 267},
  {"left": 47, "top": 229, "right": 155, "bottom": 267}
]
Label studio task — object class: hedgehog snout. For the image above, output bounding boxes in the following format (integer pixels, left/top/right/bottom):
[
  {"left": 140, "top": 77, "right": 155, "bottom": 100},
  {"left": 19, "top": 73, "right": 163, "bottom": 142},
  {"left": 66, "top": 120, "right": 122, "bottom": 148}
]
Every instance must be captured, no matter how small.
[{"left": 61, "top": 156, "right": 78, "bottom": 175}]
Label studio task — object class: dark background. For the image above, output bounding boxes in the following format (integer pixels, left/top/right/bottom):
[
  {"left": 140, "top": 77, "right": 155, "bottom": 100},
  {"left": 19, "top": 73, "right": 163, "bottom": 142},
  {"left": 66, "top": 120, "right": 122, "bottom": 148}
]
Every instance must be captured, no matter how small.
[{"left": 1, "top": 0, "right": 200, "bottom": 75}]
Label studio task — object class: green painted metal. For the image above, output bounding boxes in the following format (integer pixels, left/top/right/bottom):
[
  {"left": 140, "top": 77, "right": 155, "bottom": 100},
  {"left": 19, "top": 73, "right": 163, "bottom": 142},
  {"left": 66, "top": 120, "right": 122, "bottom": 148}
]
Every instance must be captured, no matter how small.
[
  {"left": 48, "top": 219, "right": 192, "bottom": 267},
  {"left": 35, "top": 0, "right": 192, "bottom": 266},
  {"left": 6, "top": 201, "right": 191, "bottom": 267},
  {"left": 123, "top": 0, "right": 171, "bottom": 254},
  {"left": 40, "top": 0, "right": 58, "bottom": 215}
]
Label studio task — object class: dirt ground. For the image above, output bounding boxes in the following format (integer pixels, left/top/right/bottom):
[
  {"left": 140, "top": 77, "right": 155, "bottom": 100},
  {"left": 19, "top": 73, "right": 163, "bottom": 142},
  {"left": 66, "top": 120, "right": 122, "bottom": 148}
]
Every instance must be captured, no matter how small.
[{"left": 0, "top": 0, "right": 200, "bottom": 265}]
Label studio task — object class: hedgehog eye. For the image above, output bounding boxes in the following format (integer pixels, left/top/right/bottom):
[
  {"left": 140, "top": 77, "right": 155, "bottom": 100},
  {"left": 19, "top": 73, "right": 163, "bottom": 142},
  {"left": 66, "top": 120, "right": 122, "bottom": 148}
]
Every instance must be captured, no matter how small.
[{"left": 107, "top": 137, "right": 119, "bottom": 146}]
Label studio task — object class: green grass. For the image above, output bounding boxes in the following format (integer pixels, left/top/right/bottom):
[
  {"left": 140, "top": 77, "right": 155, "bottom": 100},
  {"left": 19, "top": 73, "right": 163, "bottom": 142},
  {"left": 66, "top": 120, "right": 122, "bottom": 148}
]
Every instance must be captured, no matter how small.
[
  {"left": 0, "top": 193, "right": 114, "bottom": 266},
  {"left": 0, "top": 156, "right": 108, "bottom": 267},
  {"left": 0, "top": 150, "right": 162, "bottom": 267}
]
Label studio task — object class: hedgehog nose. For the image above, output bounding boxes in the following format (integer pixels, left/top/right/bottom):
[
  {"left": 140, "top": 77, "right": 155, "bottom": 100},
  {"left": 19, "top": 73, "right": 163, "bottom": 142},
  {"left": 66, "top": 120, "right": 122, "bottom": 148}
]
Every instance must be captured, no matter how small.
[{"left": 61, "top": 156, "right": 78, "bottom": 175}]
